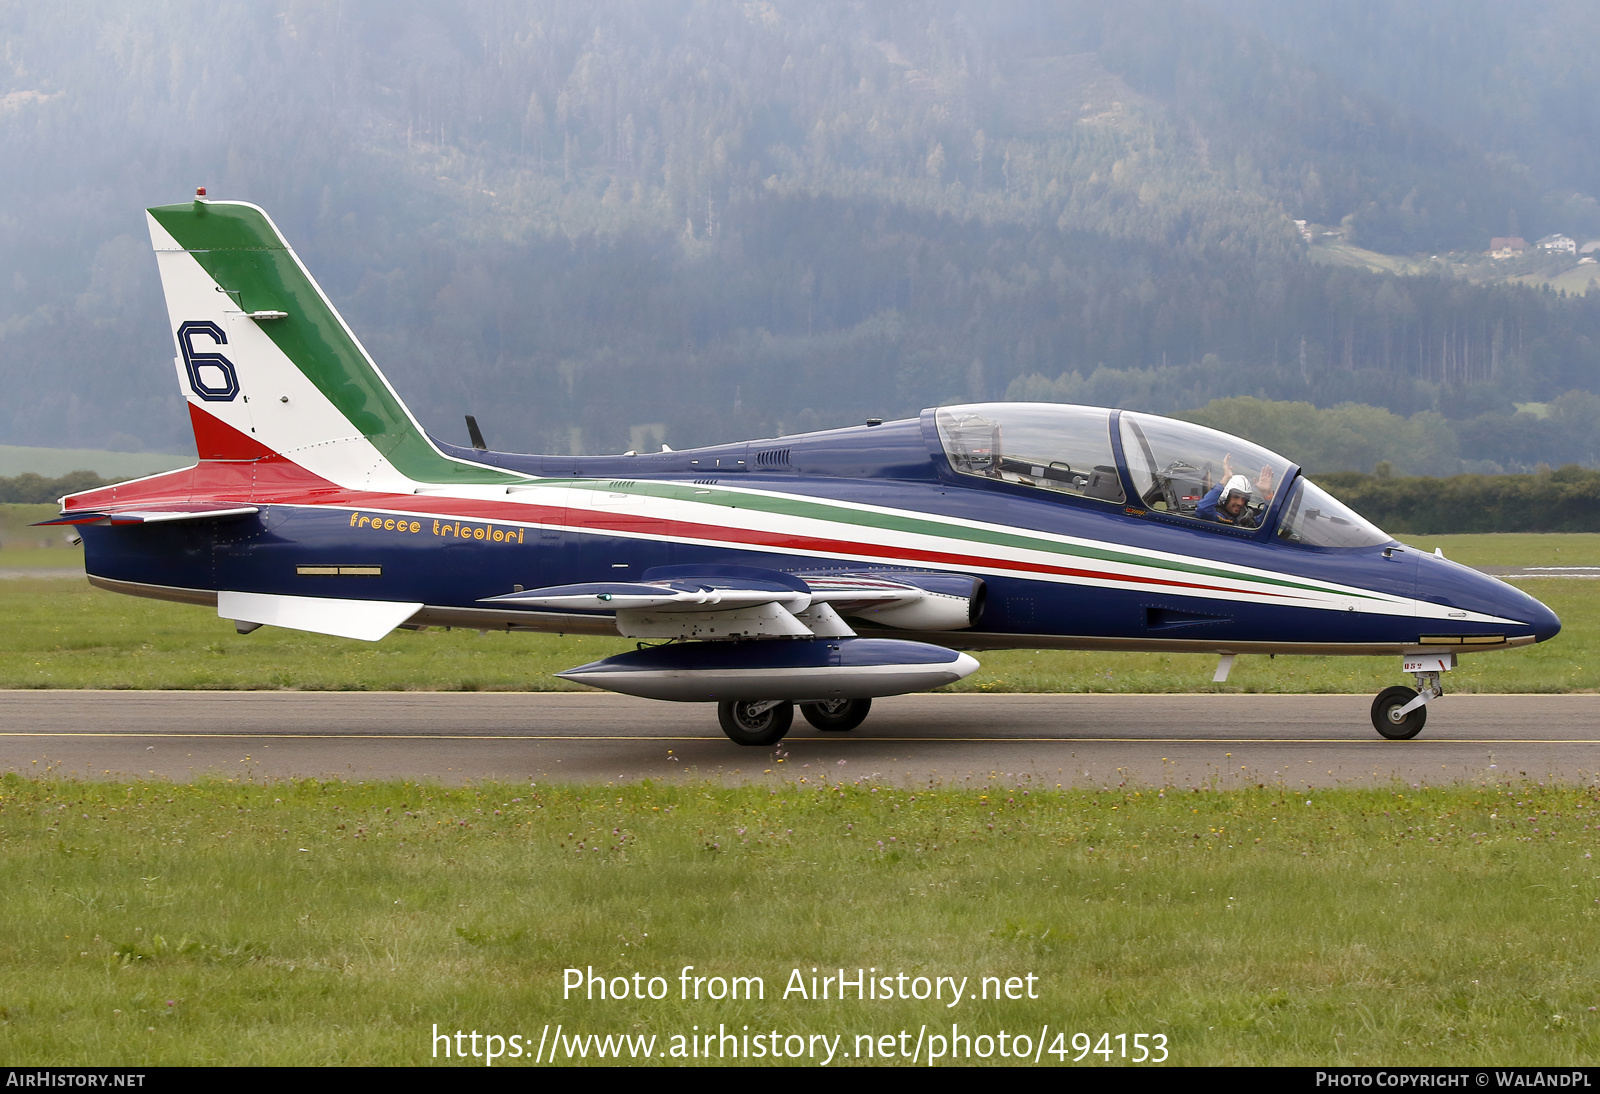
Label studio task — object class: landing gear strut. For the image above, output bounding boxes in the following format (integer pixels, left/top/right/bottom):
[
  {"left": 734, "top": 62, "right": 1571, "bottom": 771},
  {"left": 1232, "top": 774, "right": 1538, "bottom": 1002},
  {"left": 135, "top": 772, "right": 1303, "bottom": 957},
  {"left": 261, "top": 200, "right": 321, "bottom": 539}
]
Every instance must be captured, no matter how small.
[
  {"left": 717, "top": 699, "right": 793, "bottom": 745},
  {"left": 802, "top": 698, "right": 872, "bottom": 731}
]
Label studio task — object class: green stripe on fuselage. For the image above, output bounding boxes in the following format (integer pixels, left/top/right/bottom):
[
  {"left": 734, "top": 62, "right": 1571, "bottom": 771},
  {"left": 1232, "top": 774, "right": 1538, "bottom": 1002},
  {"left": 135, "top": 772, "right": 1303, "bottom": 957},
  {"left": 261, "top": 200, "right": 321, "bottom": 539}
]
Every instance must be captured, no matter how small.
[
  {"left": 149, "top": 201, "right": 519, "bottom": 486},
  {"left": 563, "top": 478, "right": 1380, "bottom": 601}
]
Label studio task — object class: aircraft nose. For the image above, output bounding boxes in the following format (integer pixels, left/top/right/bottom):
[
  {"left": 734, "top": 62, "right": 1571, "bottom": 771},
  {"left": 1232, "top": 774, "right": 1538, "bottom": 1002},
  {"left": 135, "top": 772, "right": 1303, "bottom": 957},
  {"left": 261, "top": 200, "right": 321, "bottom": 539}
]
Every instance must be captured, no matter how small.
[
  {"left": 1417, "top": 553, "right": 1561, "bottom": 644},
  {"left": 1528, "top": 596, "right": 1562, "bottom": 643},
  {"left": 1477, "top": 570, "right": 1560, "bottom": 643}
]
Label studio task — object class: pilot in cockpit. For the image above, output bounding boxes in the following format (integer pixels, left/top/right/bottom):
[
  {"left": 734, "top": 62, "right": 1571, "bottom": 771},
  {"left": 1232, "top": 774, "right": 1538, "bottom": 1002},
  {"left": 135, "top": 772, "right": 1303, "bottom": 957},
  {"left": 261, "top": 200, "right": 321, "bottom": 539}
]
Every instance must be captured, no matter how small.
[{"left": 1197, "top": 456, "right": 1275, "bottom": 528}]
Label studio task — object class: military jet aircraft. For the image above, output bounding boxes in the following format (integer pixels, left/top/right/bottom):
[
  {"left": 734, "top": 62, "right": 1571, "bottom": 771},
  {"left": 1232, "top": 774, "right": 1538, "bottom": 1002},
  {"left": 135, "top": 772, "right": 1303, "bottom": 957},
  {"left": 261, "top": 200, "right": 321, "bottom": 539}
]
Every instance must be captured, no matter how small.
[{"left": 44, "top": 194, "right": 1561, "bottom": 745}]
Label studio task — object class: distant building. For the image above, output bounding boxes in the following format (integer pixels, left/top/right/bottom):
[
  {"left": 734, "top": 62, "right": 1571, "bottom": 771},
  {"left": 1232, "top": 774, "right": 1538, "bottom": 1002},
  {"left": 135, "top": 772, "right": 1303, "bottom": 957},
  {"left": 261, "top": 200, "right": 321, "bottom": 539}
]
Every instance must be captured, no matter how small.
[
  {"left": 1292, "top": 218, "right": 1313, "bottom": 243},
  {"left": 1537, "top": 233, "right": 1577, "bottom": 254},
  {"left": 1489, "top": 236, "right": 1527, "bottom": 258}
]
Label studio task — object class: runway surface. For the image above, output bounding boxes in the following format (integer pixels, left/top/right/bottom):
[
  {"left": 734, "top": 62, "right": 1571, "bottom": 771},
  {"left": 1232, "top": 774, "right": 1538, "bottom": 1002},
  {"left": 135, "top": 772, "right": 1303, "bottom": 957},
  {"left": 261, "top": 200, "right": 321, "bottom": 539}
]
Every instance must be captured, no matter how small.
[{"left": 2, "top": 690, "right": 1596, "bottom": 788}]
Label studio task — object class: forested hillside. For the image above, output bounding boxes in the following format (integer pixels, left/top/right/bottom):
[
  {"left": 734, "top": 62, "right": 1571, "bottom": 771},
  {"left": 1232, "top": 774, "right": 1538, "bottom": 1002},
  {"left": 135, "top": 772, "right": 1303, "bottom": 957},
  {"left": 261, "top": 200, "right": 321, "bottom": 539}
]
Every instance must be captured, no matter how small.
[{"left": 1, "top": 1, "right": 1596, "bottom": 467}]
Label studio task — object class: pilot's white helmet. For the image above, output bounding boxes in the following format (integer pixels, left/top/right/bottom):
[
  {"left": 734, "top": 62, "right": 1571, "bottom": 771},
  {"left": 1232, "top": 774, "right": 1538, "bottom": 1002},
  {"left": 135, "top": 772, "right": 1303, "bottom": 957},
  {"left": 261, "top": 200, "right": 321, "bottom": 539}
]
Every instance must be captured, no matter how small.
[{"left": 1221, "top": 474, "right": 1252, "bottom": 501}]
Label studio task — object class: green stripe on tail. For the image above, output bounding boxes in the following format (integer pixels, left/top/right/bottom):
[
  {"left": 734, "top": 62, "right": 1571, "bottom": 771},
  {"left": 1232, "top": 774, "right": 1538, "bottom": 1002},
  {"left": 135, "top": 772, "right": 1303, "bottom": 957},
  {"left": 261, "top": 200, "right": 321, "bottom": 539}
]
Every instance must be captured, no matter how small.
[{"left": 148, "top": 201, "right": 518, "bottom": 485}]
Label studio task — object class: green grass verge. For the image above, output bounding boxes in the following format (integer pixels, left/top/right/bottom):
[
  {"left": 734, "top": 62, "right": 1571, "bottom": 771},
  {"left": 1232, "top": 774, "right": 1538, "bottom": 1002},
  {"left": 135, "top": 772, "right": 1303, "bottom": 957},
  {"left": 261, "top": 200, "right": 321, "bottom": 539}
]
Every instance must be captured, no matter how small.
[
  {"left": 0, "top": 446, "right": 188, "bottom": 479},
  {"left": 0, "top": 578, "right": 628, "bottom": 691},
  {"left": 1, "top": 503, "right": 83, "bottom": 565},
  {"left": 2, "top": 776, "right": 1597, "bottom": 1065},
  {"left": 1395, "top": 533, "right": 1600, "bottom": 568}
]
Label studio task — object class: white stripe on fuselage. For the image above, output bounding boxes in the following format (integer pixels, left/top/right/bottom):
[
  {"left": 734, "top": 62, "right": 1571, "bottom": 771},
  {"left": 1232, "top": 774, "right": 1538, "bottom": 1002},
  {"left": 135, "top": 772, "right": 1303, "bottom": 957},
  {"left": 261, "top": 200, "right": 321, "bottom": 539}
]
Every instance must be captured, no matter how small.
[{"left": 282, "top": 484, "right": 1524, "bottom": 628}]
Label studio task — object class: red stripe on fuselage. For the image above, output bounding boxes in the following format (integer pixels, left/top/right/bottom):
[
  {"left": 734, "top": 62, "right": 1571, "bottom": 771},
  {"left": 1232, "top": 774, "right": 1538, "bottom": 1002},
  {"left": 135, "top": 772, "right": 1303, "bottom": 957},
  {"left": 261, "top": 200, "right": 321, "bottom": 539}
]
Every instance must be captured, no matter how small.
[{"left": 309, "top": 491, "right": 1285, "bottom": 601}]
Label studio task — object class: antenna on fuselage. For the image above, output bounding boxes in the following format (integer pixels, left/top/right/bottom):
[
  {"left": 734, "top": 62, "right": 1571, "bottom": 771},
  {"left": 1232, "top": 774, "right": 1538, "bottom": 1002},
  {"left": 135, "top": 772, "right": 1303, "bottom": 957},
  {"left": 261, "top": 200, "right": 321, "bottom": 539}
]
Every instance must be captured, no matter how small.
[{"left": 465, "top": 415, "right": 487, "bottom": 451}]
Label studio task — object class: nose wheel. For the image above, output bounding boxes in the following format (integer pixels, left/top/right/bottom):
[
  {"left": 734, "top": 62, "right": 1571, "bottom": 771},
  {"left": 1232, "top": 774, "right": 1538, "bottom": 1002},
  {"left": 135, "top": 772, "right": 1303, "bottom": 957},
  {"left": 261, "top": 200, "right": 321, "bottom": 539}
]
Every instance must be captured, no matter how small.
[
  {"left": 717, "top": 699, "right": 793, "bottom": 745},
  {"left": 1371, "top": 685, "right": 1427, "bottom": 740}
]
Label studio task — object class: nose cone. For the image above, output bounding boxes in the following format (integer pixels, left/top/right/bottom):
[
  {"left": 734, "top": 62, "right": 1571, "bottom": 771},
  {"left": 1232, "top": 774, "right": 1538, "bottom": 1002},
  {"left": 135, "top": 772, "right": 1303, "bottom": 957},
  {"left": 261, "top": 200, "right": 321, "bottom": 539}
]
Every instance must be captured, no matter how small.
[
  {"left": 1528, "top": 595, "right": 1562, "bottom": 643},
  {"left": 1415, "top": 553, "right": 1561, "bottom": 644},
  {"left": 1480, "top": 572, "right": 1561, "bottom": 643}
]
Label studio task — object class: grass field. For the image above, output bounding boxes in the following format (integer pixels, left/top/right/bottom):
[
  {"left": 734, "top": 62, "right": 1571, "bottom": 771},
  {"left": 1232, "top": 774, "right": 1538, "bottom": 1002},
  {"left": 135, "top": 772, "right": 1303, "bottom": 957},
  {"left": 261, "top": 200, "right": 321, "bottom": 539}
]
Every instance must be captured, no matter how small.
[
  {"left": 4, "top": 526, "right": 1598, "bottom": 1066},
  {"left": 2, "top": 776, "right": 1597, "bottom": 1066},
  {"left": 0, "top": 503, "right": 83, "bottom": 561},
  {"left": 1, "top": 528, "right": 1595, "bottom": 694},
  {"left": 1509, "top": 266, "right": 1600, "bottom": 296},
  {"left": 0, "top": 445, "right": 188, "bottom": 479},
  {"left": 1305, "top": 239, "right": 1440, "bottom": 277},
  {"left": 1304, "top": 239, "right": 1598, "bottom": 296}
]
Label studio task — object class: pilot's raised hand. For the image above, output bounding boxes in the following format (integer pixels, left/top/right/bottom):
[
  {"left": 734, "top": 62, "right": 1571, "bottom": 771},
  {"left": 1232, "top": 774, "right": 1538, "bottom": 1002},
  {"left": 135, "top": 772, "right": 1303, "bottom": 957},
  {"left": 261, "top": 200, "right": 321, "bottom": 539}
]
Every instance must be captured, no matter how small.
[{"left": 1255, "top": 463, "right": 1275, "bottom": 499}]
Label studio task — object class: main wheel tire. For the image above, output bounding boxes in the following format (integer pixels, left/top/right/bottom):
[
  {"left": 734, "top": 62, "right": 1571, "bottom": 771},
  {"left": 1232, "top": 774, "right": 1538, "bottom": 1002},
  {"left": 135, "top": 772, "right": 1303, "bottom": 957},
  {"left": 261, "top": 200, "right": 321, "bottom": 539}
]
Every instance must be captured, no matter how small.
[
  {"left": 717, "top": 700, "right": 794, "bottom": 746},
  {"left": 1371, "top": 685, "right": 1427, "bottom": 740},
  {"left": 802, "top": 698, "right": 872, "bottom": 732}
]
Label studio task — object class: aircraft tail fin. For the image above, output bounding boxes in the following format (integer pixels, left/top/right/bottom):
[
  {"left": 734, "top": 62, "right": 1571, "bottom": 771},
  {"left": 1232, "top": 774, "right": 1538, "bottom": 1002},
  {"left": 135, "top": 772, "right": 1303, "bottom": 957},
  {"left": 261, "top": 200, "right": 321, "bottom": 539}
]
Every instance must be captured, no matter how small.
[{"left": 146, "top": 197, "right": 515, "bottom": 488}]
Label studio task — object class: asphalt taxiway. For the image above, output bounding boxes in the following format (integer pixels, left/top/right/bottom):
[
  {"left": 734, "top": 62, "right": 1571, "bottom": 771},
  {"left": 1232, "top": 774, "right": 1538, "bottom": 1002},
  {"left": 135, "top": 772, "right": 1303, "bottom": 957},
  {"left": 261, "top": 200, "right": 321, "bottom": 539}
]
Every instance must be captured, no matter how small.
[{"left": 1, "top": 691, "right": 1596, "bottom": 788}]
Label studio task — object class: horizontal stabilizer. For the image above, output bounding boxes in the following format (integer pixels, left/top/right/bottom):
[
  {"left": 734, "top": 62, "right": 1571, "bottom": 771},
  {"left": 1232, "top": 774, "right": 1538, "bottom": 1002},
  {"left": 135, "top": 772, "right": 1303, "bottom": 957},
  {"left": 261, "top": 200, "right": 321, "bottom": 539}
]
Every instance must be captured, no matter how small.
[
  {"left": 217, "top": 591, "right": 421, "bottom": 641},
  {"left": 38, "top": 505, "right": 259, "bottom": 527}
]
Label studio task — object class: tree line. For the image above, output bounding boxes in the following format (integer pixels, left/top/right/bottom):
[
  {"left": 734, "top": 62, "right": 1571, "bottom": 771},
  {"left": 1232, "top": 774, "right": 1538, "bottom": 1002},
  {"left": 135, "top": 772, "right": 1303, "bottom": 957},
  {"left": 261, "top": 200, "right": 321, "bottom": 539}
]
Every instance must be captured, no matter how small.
[
  {"left": 5, "top": 2, "right": 1600, "bottom": 460},
  {"left": 11, "top": 455, "right": 1600, "bottom": 536},
  {"left": 0, "top": 472, "right": 109, "bottom": 505},
  {"left": 1315, "top": 466, "right": 1600, "bottom": 535}
]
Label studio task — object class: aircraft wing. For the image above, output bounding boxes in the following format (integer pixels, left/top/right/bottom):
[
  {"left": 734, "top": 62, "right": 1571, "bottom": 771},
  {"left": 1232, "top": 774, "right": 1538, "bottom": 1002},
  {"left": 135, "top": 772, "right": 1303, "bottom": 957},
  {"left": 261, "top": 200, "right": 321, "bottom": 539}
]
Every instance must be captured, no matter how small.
[
  {"left": 37, "top": 505, "right": 260, "bottom": 526},
  {"left": 480, "top": 571, "right": 924, "bottom": 614},
  {"left": 482, "top": 580, "right": 811, "bottom": 613},
  {"left": 480, "top": 567, "right": 982, "bottom": 637}
]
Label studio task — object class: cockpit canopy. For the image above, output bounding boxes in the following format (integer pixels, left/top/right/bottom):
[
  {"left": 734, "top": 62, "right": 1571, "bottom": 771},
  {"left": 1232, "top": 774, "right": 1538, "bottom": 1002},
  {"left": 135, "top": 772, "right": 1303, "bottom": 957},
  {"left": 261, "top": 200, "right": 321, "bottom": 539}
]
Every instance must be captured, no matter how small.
[
  {"left": 1119, "top": 411, "right": 1287, "bottom": 527},
  {"left": 936, "top": 404, "right": 1125, "bottom": 504},
  {"left": 934, "top": 402, "right": 1392, "bottom": 548}
]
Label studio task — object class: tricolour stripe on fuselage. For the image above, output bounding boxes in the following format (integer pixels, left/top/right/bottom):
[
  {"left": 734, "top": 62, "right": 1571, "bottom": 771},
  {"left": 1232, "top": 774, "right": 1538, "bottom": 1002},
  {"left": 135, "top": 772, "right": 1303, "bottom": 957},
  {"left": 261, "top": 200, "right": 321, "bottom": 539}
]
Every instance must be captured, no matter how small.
[{"left": 238, "top": 477, "right": 1515, "bottom": 628}]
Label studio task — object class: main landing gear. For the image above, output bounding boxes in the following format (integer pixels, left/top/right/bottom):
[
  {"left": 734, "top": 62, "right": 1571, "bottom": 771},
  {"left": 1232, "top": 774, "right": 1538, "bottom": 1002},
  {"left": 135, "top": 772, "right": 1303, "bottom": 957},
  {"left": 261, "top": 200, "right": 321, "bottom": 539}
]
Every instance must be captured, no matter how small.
[
  {"left": 802, "top": 698, "right": 872, "bottom": 732},
  {"left": 717, "top": 700, "right": 793, "bottom": 746},
  {"left": 715, "top": 698, "right": 874, "bottom": 744},
  {"left": 1370, "top": 653, "right": 1454, "bottom": 740}
]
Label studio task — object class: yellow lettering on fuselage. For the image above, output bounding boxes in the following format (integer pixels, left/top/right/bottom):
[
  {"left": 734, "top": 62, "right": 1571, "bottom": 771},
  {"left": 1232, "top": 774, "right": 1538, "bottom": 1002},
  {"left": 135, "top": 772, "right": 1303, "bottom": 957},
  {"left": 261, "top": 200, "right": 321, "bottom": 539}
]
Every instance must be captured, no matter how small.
[{"left": 344, "top": 511, "right": 523, "bottom": 545}]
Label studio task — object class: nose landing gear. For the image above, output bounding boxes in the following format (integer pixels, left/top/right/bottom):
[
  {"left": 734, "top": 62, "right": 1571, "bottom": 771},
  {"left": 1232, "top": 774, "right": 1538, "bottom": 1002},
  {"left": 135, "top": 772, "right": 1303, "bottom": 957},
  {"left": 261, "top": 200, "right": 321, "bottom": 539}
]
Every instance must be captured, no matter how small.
[
  {"left": 1371, "top": 653, "right": 1454, "bottom": 740},
  {"left": 1371, "top": 685, "right": 1428, "bottom": 739}
]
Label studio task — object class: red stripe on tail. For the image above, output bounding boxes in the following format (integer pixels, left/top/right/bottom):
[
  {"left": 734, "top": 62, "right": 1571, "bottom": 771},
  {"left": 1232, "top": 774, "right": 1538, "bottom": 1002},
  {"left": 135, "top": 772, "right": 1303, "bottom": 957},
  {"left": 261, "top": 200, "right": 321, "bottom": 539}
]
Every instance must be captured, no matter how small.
[{"left": 189, "top": 403, "right": 282, "bottom": 461}]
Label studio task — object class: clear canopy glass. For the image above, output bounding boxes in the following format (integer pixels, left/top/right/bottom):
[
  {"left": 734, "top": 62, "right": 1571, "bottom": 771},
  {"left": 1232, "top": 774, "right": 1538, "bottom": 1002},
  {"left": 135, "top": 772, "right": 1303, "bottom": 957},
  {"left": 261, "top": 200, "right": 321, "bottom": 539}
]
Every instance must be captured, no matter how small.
[
  {"left": 1119, "top": 412, "right": 1291, "bottom": 530},
  {"left": 937, "top": 403, "right": 1393, "bottom": 547},
  {"left": 936, "top": 403, "right": 1125, "bottom": 504},
  {"left": 1275, "top": 478, "right": 1393, "bottom": 548}
]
